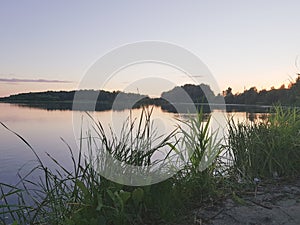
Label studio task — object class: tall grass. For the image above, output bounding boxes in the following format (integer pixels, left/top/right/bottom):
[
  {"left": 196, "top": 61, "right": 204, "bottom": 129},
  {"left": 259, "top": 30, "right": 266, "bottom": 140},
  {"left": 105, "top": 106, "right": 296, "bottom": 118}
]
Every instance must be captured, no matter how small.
[
  {"left": 174, "top": 112, "right": 223, "bottom": 202},
  {"left": 2, "top": 105, "right": 299, "bottom": 224},
  {"left": 227, "top": 105, "right": 300, "bottom": 180},
  {"left": 0, "top": 107, "right": 223, "bottom": 225}
]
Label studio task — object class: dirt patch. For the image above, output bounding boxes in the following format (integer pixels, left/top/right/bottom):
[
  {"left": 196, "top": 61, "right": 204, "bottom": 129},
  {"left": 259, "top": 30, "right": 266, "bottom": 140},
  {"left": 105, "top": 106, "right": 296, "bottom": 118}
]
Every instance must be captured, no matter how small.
[{"left": 178, "top": 177, "right": 300, "bottom": 225}]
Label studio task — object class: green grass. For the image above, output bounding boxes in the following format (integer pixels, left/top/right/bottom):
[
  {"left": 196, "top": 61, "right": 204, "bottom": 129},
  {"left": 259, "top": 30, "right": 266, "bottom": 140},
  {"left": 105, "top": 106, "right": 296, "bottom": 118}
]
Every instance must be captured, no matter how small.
[
  {"left": 0, "top": 107, "right": 223, "bottom": 225},
  {"left": 227, "top": 105, "right": 300, "bottom": 181},
  {"left": 174, "top": 112, "right": 224, "bottom": 202},
  {"left": 1, "top": 105, "right": 299, "bottom": 224}
]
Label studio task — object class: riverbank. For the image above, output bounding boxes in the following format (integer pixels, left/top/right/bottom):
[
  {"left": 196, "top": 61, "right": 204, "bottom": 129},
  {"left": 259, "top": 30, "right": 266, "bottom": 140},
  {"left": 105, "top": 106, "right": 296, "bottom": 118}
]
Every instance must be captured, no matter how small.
[{"left": 175, "top": 177, "right": 300, "bottom": 225}]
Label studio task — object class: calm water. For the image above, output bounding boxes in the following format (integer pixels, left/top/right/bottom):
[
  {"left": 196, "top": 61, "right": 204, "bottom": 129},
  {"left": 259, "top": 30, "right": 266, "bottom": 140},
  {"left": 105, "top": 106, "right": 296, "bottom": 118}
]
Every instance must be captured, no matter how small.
[{"left": 0, "top": 103, "right": 263, "bottom": 185}]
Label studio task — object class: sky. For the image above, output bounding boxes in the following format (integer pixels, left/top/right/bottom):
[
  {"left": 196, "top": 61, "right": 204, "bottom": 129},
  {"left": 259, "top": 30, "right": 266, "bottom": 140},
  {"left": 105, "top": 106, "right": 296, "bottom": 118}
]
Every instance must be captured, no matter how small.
[{"left": 1, "top": 0, "right": 300, "bottom": 97}]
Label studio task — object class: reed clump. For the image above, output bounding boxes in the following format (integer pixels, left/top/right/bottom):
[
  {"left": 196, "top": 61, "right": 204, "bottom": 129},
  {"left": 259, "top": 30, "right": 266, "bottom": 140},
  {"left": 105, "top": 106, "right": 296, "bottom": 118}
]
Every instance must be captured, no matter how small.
[
  {"left": 0, "top": 107, "right": 223, "bottom": 225},
  {"left": 227, "top": 105, "right": 300, "bottom": 181}
]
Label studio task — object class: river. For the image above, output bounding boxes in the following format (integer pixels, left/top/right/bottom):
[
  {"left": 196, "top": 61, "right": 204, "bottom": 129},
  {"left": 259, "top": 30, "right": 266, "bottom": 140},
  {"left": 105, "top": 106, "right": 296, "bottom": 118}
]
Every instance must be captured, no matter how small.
[{"left": 0, "top": 103, "right": 266, "bottom": 185}]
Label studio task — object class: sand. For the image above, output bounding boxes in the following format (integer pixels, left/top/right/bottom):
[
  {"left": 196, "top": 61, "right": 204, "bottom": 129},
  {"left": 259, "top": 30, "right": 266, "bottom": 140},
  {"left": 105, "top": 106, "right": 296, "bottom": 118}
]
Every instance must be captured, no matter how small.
[{"left": 179, "top": 177, "right": 300, "bottom": 225}]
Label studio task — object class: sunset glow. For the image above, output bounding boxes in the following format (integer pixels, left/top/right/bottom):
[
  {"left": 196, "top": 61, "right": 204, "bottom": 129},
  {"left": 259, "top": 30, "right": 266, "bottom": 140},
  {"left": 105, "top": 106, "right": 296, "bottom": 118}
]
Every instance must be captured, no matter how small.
[{"left": 1, "top": 1, "right": 300, "bottom": 96}]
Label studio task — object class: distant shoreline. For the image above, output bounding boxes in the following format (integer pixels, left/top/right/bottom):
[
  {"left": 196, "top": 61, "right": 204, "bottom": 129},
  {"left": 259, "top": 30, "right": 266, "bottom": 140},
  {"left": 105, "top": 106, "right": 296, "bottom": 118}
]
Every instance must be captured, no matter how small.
[{"left": 1, "top": 81, "right": 299, "bottom": 112}]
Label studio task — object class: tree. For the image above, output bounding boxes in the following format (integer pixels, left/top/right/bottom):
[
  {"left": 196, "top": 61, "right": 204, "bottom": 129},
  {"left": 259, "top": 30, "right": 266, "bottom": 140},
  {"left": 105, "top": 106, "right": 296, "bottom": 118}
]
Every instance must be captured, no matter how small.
[{"left": 224, "top": 87, "right": 234, "bottom": 104}]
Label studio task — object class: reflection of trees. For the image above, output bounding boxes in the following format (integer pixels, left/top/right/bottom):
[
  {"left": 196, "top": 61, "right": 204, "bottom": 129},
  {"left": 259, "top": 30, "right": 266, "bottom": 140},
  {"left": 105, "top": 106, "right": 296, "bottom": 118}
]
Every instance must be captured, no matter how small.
[{"left": 247, "top": 112, "right": 256, "bottom": 122}]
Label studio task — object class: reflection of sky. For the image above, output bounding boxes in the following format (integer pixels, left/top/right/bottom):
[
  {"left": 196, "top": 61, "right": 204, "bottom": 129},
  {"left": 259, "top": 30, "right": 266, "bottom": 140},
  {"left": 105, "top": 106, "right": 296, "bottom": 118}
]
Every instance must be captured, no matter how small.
[
  {"left": 0, "top": 103, "right": 76, "bottom": 184},
  {"left": 1, "top": 1, "right": 300, "bottom": 97},
  {"left": 0, "top": 102, "right": 262, "bottom": 185},
  {"left": 0, "top": 103, "right": 180, "bottom": 185}
]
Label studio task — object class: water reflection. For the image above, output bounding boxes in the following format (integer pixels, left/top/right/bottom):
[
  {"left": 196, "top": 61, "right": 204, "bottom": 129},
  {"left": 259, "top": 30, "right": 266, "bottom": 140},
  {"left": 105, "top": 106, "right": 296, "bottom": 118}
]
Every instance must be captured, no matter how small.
[
  {"left": 0, "top": 103, "right": 267, "bottom": 186},
  {"left": 247, "top": 112, "right": 269, "bottom": 122}
]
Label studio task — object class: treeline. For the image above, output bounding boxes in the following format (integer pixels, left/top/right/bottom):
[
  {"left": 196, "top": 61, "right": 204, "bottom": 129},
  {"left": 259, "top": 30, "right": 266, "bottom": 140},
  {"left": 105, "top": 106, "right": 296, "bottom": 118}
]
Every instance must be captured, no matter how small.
[
  {"left": 0, "top": 90, "right": 131, "bottom": 102},
  {"left": 0, "top": 85, "right": 217, "bottom": 112},
  {"left": 0, "top": 90, "right": 152, "bottom": 111},
  {"left": 159, "top": 83, "right": 220, "bottom": 112},
  {"left": 224, "top": 75, "right": 300, "bottom": 106},
  {"left": 1, "top": 75, "right": 299, "bottom": 112}
]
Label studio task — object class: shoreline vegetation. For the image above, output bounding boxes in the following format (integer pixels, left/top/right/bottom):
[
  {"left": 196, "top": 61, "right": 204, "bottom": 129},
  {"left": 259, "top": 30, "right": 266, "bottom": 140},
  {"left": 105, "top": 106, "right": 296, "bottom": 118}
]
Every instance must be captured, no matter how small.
[
  {"left": 0, "top": 105, "right": 300, "bottom": 225},
  {"left": 0, "top": 75, "right": 299, "bottom": 112}
]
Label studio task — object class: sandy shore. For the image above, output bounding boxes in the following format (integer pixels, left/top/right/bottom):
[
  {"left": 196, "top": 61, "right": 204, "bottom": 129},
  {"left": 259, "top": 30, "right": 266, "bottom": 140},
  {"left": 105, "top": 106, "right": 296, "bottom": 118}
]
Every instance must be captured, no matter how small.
[{"left": 177, "top": 177, "right": 300, "bottom": 225}]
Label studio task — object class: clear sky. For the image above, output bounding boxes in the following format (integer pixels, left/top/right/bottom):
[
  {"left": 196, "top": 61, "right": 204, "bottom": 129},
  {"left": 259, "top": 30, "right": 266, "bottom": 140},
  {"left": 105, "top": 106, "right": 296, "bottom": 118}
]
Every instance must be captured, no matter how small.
[{"left": 1, "top": 0, "right": 300, "bottom": 97}]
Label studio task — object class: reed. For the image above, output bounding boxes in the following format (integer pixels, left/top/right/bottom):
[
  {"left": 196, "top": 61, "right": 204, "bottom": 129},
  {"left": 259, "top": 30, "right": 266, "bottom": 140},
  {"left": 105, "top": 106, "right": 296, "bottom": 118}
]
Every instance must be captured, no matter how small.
[
  {"left": 174, "top": 111, "right": 223, "bottom": 202},
  {"left": 227, "top": 105, "right": 300, "bottom": 181},
  {"left": 0, "top": 107, "right": 224, "bottom": 225},
  {"left": 6, "top": 105, "right": 295, "bottom": 224},
  {"left": 1, "top": 108, "right": 170, "bottom": 224}
]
